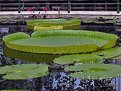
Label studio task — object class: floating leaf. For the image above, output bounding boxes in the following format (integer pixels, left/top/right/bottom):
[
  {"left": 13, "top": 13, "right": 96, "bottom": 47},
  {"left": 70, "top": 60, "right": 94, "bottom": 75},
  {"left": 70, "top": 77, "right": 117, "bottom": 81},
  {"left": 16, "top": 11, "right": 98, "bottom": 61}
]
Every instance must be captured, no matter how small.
[
  {"left": 112, "top": 55, "right": 121, "bottom": 60},
  {"left": 3, "top": 30, "right": 118, "bottom": 54},
  {"left": 27, "top": 19, "right": 80, "bottom": 30},
  {"left": 65, "top": 64, "right": 121, "bottom": 79},
  {"left": 0, "top": 64, "right": 49, "bottom": 80},
  {"left": 92, "top": 47, "right": 121, "bottom": 59},
  {"left": 54, "top": 54, "right": 102, "bottom": 65},
  {"left": 3, "top": 32, "right": 30, "bottom": 42},
  {"left": 70, "top": 71, "right": 118, "bottom": 80},
  {"left": 34, "top": 25, "right": 63, "bottom": 31}
]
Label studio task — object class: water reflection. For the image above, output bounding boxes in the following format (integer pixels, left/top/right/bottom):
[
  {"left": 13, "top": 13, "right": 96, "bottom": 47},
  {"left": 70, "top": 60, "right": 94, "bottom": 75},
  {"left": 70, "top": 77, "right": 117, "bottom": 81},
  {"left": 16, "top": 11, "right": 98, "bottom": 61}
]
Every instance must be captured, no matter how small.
[
  {"left": 0, "top": 72, "right": 115, "bottom": 91},
  {"left": 3, "top": 47, "right": 61, "bottom": 63}
]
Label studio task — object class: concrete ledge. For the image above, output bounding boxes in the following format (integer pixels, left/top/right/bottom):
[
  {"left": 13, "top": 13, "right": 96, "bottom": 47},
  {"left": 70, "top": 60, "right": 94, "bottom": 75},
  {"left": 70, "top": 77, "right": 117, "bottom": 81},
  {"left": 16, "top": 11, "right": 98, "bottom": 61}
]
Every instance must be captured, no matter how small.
[{"left": 0, "top": 11, "right": 121, "bottom": 16}]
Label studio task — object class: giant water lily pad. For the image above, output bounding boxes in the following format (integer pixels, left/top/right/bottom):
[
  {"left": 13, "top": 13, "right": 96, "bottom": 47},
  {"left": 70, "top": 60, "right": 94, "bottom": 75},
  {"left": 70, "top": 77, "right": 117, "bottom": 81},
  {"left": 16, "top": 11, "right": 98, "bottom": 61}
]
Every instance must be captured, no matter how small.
[
  {"left": 27, "top": 19, "right": 81, "bottom": 30},
  {"left": 0, "top": 64, "right": 48, "bottom": 80},
  {"left": 34, "top": 25, "right": 63, "bottom": 31},
  {"left": 3, "top": 30, "right": 118, "bottom": 54},
  {"left": 65, "top": 64, "right": 121, "bottom": 79},
  {"left": 54, "top": 54, "right": 102, "bottom": 65}
]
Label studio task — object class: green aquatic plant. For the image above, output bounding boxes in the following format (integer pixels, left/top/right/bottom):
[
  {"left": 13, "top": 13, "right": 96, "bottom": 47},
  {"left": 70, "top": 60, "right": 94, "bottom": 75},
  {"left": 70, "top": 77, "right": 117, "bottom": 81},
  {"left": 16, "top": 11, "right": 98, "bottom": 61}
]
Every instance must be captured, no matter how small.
[
  {"left": 3, "top": 30, "right": 118, "bottom": 54},
  {"left": 54, "top": 54, "right": 102, "bottom": 65},
  {"left": 27, "top": 19, "right": 81, "bottom": 30},
  {"left": 54, "top": 47, "right": 121, "bottom": 65},
  {"left": 2, "top": 30, "right": 121, "bottom": 80},
  {"left": 0, "top": 64, "right": 48, "bottom": 80},
  {"left": 34, "top": 25, "right": 63, "bottom": 31},
  {"left": 5, "top": 46, "right": 121, "bottom": 64},
  {"left": 65, "top": 64, "right": 121, "bottom": 79},
  {"left": 3, "top": 32, "right": 30, "bottom": 42},
  {"left": 92, "top": 47, "right": 121, "bottom": 59}
]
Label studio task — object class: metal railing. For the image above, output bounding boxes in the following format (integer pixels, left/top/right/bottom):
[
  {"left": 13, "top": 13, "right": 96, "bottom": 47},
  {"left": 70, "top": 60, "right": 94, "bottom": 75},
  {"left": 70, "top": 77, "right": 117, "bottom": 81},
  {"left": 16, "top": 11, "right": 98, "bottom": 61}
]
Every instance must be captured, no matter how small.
[{"left": 0, "top": 1, "right": 120, "bottom": 12}]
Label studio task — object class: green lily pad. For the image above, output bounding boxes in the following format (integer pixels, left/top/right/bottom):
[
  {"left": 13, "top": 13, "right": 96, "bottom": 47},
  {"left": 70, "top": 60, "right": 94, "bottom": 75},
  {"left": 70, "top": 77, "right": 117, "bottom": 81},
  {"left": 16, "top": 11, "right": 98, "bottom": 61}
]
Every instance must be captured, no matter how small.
[
  {"left": 27, "top": 19, "right": 81, "bottom": 30},
  {"left": 3, "top": 30, "right": 118, "bottom": 54},
  {"left": 34, "top": 25, "right": 63, "bottom": 31},
  {"left": 65, "top": 64, "right": 121, "bottom": 79},
  {"left": 92, "top": 47, "right": 121, "bottom": 59},
  {"left": 0, "top": 64, "right": 49, "bottom": 80},
  {"left": 112, "top": 55, "right": 121, "bottom": 60},
  {"left": 70, "top": 71, "right": 119, "bottom": 80},
  {"left": 54, "top": 54, "right": 102, "bottom": 65}
]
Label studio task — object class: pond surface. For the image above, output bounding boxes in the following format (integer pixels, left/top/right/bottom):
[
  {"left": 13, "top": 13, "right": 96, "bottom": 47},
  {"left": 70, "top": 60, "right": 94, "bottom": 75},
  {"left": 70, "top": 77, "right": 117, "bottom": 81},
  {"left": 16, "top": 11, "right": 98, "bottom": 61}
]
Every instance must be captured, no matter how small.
[{"left": 0, "top": 24, "right": 121, "bottom": 91}]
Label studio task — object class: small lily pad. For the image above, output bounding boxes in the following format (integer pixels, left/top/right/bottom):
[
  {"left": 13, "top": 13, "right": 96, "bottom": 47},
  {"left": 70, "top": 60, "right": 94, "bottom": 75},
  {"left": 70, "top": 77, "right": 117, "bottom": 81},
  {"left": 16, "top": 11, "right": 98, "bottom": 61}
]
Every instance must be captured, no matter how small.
[
  {"left": 54, "top": 54, "right": 102, "bottom": 65},
  {"left": 92, "top": 47, "right": 121, "bottom": 59},
  {"left": 65, "top": 64, "right": 121, "bottom": 79},
  {"left": 112, "top": 55, "right": 121, "bottom": 60},
  {"left": 0, "top": 64, "right": 49, "bottom": 80}
]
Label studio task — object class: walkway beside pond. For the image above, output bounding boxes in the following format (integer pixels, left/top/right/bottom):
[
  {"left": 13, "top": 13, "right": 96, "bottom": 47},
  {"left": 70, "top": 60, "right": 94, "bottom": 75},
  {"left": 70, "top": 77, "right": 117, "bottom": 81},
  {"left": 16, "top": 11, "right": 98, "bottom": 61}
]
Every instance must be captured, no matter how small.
[{"left": 0, "top": 11, "right": 121, "bottom": 16}]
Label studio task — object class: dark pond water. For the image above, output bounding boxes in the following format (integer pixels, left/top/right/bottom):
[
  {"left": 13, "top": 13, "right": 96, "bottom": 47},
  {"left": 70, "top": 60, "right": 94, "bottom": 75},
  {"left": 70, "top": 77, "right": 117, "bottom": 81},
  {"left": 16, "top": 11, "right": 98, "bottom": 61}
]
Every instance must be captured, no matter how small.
[{"left": 0, "top": 24, "right": 121, "bottom": 91}]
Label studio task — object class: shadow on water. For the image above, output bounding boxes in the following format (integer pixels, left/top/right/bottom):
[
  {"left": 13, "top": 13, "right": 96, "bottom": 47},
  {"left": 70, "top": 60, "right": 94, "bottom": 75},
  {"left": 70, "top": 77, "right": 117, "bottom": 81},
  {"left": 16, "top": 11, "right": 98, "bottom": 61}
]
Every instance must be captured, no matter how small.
[{"left": 0, "top": 24, "right": 121, "bottom": 91}]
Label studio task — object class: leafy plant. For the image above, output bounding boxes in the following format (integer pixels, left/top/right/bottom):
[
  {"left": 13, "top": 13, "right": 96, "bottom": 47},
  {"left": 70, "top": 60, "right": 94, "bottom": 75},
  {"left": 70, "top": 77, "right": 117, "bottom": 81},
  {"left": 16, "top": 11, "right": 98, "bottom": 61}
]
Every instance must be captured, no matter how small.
[
  {"left": 3, "top": 30, "right": 118, "bottom": 54},
  {"left": 65, "top": 64, "right": 121, "bottom": 79},
  {"left": 0, "top": 64, "right": 49, "bottom": 80}
]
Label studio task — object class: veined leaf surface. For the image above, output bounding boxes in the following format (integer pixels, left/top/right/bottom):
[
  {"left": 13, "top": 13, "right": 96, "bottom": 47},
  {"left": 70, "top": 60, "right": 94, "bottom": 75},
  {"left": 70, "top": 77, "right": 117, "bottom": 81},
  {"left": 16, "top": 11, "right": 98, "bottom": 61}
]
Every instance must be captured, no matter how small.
[
  {"left": 27, "top": 19, "right": 81, "bottom": 30},
  {"left": 54, "top": 54, "right": 102, "bottom": 64},
  {"left": 65, "top": 64, "right": 121, "bottom": 79},
  {"left": 92, "top": 47, "right": 121, "bottom": 59},
  {"left": 0, "top": 64, "right": 48, "bottom": 80},
  {"left": 3, "top": 30, "right": 118, "bottom": 54}
]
